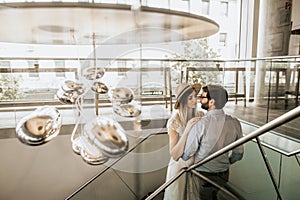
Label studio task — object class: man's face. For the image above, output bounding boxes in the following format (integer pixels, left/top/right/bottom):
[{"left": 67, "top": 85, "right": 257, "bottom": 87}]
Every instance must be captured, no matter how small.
[{"left": 198, "top": 91, "right": 210, "bottom": 110}]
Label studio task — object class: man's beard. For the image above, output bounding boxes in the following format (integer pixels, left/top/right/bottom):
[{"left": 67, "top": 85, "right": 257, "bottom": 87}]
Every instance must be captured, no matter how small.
[{"left": 201, "top": 102, "right": 209, "bottom": 110}]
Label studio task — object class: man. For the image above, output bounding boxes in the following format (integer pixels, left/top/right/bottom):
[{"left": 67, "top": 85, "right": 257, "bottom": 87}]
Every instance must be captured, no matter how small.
[{"left": 182, "top": 84, "right": 244, "bottom": 200}]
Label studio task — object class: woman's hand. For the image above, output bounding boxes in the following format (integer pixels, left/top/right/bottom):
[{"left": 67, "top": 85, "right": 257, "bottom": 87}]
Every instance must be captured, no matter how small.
[
  {"left": 182, "top": 117, "right": 201, "bottom": 138},
  {"left": 186, "top": 117, "right": 201, "bottom": 128}
]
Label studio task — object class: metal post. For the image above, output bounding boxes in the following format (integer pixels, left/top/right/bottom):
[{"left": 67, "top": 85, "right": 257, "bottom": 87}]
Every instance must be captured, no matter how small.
[{"left": 255, "top": 137, "right": 283, "bottom": 200}]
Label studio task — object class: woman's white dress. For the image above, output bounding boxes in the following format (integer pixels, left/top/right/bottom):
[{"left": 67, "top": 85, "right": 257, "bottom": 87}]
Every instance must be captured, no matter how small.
[{"left": 163, "top": 112, "right": 196, "bottom": 200}]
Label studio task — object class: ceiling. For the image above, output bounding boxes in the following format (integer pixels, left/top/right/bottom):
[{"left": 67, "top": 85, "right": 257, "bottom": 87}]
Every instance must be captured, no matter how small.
[{"left": 0, "top": 2, "right": 219, "bottom": 45}]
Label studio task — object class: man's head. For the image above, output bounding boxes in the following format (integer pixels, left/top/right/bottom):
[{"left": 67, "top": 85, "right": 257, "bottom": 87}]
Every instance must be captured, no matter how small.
[{"left": 199, "top": 84, "right": 228, "bottom": 110}]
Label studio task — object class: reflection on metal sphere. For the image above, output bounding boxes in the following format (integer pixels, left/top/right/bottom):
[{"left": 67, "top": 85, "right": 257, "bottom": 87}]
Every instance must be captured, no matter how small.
[
  {"left": 62, "top": 80, "right": 84, "bottom": 93},
  {"left": 57, "top": 80, "right": 85, "bottom": 104},
  {"left": 110, "top": 87, "right": 134, "bottom": 104},
  {"left": 72, "top": 137, "right": 82, "bottom": 155},
  {"left": 15, "top": 106, "right": 62, "bottom": 145},
  {"left": 79, "top": 135, "right": 109, "bottom": 165},
  {"left": 91, "top": 81, "right": 109, "bottom": 94},
  {"left": 80, "top": 148, "right": 109, "bottom": 165},
  {"left": 57, "top": 88, "right": 81, "bottom": 104},
  {"left": 83, "top": 67, "right": 105, "bottom": 80},
  {"left": 113, "top": 101, "right": 141, "bottom": 117},
  {"left": 84, "top": 117, "right": 128, "bottom": 158}
]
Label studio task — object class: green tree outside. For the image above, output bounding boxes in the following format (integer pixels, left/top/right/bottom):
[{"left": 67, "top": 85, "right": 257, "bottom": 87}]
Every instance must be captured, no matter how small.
[
  {"left": 0, "top": 74, "right": 24, "bottom": 101},
  {"left": 166, "top": 39, "right": 221, "bottom": 86}
]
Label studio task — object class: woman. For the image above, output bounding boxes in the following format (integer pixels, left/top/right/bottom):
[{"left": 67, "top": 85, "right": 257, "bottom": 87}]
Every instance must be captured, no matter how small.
[{"left": 164, "top": 83, "right": 204, "bottom": 200}]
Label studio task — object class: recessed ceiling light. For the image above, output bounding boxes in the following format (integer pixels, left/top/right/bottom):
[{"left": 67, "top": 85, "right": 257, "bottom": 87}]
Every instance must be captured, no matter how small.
[{"left": 38, "top": 25, "right": 76, "bottom": 33}]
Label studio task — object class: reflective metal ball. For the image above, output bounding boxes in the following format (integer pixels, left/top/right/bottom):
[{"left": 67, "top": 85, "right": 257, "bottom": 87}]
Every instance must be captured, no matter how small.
[{"left": 15, "top": 106, "right": 62, "bottom": 145}]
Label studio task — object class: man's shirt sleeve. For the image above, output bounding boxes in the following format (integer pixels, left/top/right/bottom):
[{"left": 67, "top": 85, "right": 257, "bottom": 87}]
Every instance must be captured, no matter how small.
[
  {"left": 230, "top": 119, "right": 244, "bottom": 163},
  {"left": 182, "top": 121, "right": 203, "bottom": 161}
]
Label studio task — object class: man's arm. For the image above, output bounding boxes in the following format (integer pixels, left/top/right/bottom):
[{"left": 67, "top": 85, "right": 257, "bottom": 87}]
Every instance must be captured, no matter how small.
[
  {"left": 230, "top": 119, "right": 244, "bottom": 164},
  {"left": 181, "top": 121, "right": 203, "bottom": 161}
]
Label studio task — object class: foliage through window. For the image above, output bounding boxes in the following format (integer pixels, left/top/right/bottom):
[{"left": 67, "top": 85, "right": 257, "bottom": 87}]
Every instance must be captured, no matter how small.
[
  {"left": 0, "top": 74, "right": 24, "bottom": 101},
  {"left": 166, "top": 39, "right": 220, "bottom": 86}
]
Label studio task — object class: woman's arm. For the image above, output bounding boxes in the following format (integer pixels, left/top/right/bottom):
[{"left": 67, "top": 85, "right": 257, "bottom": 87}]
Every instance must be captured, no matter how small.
[
  {"left": 168, "top": 128, "right": 180, "bottom": 160},
  {"left": 169, "top": 117, "right": 200, "bottom": 161}
]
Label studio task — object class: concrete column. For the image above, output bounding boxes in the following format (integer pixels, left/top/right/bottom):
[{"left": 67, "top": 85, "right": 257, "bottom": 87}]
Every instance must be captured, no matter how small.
[
  {"left": 253, "top": 0, "right": 267, "bottom": 106},
  {"left": 253, "top": 0, "right": 293, "bottom": 106}
]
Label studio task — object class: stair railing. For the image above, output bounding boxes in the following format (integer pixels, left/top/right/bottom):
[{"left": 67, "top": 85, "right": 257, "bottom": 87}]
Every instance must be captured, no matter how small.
[{"left": 146, "top": 106, "right": 300, "bottom": 200}]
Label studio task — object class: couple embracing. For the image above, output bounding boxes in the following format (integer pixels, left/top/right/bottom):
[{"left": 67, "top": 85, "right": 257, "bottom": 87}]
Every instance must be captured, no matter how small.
[{"left": 164, "top": 83, "right": 244, "bottom": 200}]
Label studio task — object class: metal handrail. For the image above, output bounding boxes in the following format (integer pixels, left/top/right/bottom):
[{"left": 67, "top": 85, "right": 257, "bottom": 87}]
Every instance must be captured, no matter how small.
[{"left": 146, "top": 106, "right": 300, "bottom": 199}]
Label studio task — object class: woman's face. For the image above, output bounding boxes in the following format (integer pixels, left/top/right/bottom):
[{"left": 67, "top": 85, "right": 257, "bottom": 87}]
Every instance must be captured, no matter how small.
[{"left": 186, "top": 90, "right": 197, "bottom": 109}]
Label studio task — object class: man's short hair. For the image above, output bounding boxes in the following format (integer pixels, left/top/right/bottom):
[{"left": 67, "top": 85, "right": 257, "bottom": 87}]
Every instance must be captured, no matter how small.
[{"left": 203, "top": 84, "right": 228, "bottom": 109}]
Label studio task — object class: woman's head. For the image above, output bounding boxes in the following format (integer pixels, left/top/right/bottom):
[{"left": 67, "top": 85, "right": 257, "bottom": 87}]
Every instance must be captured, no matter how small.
[
  {"left": 174, "top": 83, "right": 200, "bottom": 110},
  {"left": 174, "top": 83, "right": 201, "bottom": 125}
]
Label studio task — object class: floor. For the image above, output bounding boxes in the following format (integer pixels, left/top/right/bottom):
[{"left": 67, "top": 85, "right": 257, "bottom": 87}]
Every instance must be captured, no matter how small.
[{"left": 223, "top": 100, "right": 300, "bottom": 140}]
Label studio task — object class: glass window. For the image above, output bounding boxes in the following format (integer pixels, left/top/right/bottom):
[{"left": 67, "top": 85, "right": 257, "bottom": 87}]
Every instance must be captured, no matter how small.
[
  {"left": 219, "top": 33, "right": 227, "bottom": 46},
  {"left": 116, "top": 0, "right": 130, "bottom": 4},
  {"left": 54, "top": 60, "right": 66, "bottom": 77},
  {"left": 221, "top": 1, "right": 229, "bottom": 16},
  {"left": 0, "top": 61, "right": 10, "bottom": 68},
  {"left": 117, "top": 61, "right": 127, "bottom": 77},
  {"left": 201, "top": 0, "right": 210, "bottom": 15},
  {"left": 141, "top": 0, "right": 148, "bottom": 6},
  {"left": 28, "top": 61, "right": 39, "bottom": 78},
  {"left": 221, "top": 1, "right": 228, "bottom": 16}
]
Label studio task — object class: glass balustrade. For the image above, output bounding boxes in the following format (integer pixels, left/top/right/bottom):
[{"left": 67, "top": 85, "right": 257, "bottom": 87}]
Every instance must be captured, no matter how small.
[
  {"left": 0, "top": 56, "right": 299, "bottom": 200},
  {"left": 66, "top": 119, "right": 300, "bottom": 200}
]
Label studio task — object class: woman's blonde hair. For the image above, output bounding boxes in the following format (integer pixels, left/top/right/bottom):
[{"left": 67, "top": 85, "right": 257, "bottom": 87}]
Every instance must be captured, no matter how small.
[{"left": 177, "top": 87, "right": 196, "bottom": 127}]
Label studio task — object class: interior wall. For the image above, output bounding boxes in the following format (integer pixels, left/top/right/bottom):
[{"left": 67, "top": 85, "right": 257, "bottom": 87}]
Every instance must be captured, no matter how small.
[
  {"left": 289, "top": 0, "right": 300, "bottom": 55},
  {"left": 263, "top": 0, "right": 292, "bottom": 56}
]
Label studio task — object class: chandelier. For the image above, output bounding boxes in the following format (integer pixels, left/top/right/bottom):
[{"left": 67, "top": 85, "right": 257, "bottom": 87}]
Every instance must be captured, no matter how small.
[{"left": 15, "top": 32, "right": 142, "bottom": 165}]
